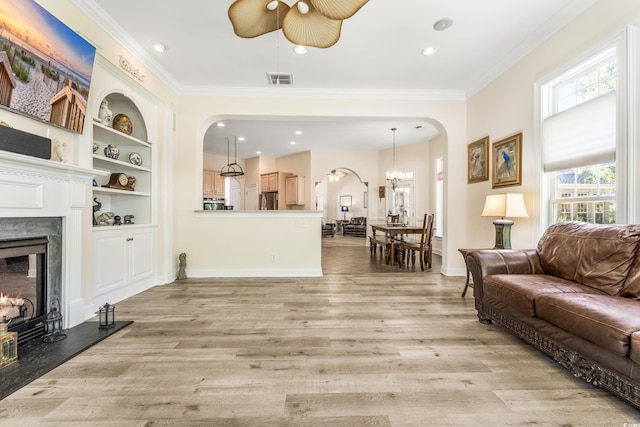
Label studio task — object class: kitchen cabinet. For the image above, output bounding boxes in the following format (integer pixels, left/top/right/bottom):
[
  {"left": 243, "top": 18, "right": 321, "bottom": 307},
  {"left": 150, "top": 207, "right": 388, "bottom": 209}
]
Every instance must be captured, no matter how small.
[
  {"left": 285, "top": 176, "right": 305, "bottom": 205},
  {"left": 203, "top": 169, "right": 224, "bottom": 197},
  {"left": 260, "top": 172, "right": 279, "bottom": 192}
]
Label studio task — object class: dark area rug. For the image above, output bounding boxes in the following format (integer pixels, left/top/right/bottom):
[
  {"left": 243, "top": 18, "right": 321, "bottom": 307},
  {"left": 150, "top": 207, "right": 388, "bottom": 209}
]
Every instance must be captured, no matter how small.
[{"left": 0, "top": 320, "right": 132, "bottom": 400}]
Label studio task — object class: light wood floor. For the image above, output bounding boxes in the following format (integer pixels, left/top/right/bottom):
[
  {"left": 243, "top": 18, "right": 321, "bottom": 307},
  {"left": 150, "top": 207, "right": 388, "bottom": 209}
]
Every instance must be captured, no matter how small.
[{"left": 1, "top": 235, "right": 639, "bottom": 426}]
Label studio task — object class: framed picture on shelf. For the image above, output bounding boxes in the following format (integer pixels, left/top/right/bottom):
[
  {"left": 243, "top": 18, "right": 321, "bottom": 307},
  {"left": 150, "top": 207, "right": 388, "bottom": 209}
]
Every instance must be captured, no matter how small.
[
  {"left": 467, "top": 136, "right": 489, "bottom": 183},
  {"left": 340, "top": 195, "right": 352, "bottom": 207},
  {"left": 492, "top": 132, "right": 522, "bottom": 188}
]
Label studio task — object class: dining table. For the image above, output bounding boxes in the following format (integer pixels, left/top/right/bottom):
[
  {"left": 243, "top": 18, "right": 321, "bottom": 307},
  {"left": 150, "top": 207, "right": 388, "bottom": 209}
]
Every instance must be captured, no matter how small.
[{"left": 370, "top": 223, "right": 424, "bottom": 265}]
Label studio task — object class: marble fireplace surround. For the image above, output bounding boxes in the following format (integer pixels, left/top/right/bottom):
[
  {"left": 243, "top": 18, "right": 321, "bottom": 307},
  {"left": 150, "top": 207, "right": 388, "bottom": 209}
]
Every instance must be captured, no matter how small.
[{"left": 0, "top": 151, "right": 97, "bottom": 328}]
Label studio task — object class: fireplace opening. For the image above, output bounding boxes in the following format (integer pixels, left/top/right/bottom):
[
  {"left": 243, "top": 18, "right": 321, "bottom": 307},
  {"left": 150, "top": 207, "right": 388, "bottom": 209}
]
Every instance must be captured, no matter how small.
[{"left": 0, "top": 237, "right": 47, "bottom": 344}]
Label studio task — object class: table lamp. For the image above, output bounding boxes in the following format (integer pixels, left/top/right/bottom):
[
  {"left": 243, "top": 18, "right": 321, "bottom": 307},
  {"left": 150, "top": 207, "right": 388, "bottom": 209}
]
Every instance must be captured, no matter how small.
[{"left": 481, "top": 193, "right": 528, "bottom": 249}]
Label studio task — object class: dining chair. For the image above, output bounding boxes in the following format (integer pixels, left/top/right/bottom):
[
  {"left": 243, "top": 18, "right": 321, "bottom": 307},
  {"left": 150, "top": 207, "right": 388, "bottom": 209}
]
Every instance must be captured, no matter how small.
[{"left": 397, "top": 213, "right": 434, "bottom": 271}]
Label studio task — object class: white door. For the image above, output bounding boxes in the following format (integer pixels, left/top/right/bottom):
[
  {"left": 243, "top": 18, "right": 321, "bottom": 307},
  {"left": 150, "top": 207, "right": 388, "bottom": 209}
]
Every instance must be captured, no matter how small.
[{"left": 245, "top": 184, "right": 257, "bottom": 210}]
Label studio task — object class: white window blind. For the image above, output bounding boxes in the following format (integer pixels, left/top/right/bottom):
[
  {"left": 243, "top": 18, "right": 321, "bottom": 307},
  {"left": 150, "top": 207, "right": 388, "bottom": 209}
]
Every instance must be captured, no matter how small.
[{"left": 543, "top": 91, "right": 616, "bottom": 172}]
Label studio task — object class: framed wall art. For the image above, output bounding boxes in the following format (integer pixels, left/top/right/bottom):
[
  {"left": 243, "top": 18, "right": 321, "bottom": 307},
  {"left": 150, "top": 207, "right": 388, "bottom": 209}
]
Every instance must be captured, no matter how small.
[
  {"left": 492, "top": 132, "right": 522, "bottom": 188},
  {"left": 467, "top": 136, "right": 489, "bottom": 183},
  {"left": 340, "top": 195, "right": 352, "bottom": 207},
  {"left": 0, "top": 0, "right": 97, "bottom": 133}
]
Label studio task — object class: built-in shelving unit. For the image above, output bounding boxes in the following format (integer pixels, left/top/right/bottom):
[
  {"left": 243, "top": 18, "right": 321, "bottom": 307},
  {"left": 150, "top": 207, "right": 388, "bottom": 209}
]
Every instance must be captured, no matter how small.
[
  {"left": 91, "top": 93, "right": 152, "bottom": 225},
  {"left": 89, "top": 73, "right": 157, "bottom": 303}
]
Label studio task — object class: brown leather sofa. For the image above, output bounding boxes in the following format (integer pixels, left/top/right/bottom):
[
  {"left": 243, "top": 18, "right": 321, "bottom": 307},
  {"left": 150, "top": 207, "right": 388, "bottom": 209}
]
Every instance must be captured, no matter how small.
[{"left": 464, "top": 221, "right": 640, "bottom": 409}]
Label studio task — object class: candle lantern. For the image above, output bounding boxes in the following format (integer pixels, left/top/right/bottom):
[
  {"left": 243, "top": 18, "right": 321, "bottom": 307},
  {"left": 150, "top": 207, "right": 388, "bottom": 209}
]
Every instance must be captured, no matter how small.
[
  {"left": 98, "top": 303, "right": 115, "bottom": 329},
  {"left": 0, "top": 322, "right": 17, "bottom": 368},
  {"left": 43, "top": 299, "right": 66, "bottom": 343}
]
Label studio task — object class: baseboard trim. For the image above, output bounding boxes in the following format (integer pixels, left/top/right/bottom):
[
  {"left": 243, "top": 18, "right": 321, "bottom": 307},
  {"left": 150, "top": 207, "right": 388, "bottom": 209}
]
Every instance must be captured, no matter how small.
[{"left": 187, "top": 268, "right": 323, "bottom": 278}]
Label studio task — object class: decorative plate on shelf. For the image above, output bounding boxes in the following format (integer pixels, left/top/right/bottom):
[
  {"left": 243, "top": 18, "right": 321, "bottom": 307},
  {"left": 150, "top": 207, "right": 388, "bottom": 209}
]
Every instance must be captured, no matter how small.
[
  {"left": 129, "top": 152, "right": 143, "bottom": 166},
  {"left": 112, "top": 113, "right": 133, "bottom": 135}
]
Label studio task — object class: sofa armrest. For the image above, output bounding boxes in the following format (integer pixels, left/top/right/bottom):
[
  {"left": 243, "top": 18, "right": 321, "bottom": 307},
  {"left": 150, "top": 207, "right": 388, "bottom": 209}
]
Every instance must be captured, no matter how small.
[{"left": 464, "top": 249, "right": 543, "bottom": 322}]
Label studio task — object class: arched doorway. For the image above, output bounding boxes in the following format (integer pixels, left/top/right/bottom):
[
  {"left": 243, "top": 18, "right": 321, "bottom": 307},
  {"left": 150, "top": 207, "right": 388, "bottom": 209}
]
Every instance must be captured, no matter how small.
[{"left": 316, "top": 167, "right": 368, "bottom": 243}]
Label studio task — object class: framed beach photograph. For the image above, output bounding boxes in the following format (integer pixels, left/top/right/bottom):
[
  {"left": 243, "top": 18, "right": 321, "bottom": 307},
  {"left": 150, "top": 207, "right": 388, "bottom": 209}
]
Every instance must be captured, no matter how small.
[
  {"left": 468, "top": 136, "right": 489, "bottom": 183},
  {"left": 492, "top": 132, "right": 522, "bottom": 188},
  {"left": 0, "top": 0, "right": 97, "bottom": 133}
]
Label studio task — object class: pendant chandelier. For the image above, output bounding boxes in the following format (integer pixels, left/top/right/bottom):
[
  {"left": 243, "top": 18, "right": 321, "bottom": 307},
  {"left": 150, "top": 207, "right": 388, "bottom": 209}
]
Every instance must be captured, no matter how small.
[
  {"left": 220, "top": 137, "right": 245, "bottom": 177},
  {"left": 228, "top": 0, "right": 369, "bottom": 49},
  {"left": 386, "top": 128, "right": 400, "bottom": 190}
]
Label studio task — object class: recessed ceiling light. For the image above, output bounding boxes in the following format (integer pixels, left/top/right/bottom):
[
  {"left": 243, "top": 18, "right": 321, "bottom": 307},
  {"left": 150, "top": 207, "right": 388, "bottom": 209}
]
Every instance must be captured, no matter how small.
[
  {"left": 217, "top": 122, "right": 225, "bottom": 127},
  {"left": 152, "top": 42, "right": 166, "bottom": 53},
  {"left": 290, "top": 141, "right": 296, "bottom": 145},
  {"left": 433, "top": 18, "right": 453, "bottom": 31},
  {"left": 293, "top": 45, "right": 307, "bottom": 55},
  {"left": 256, "top": 151, "right": 262, "bottom": 154},
  {"left": 238, "top": 137, "right": 245, "bottom": 141},
  {"left": 422, "top": 46, "right": 437, "bottom": 56},
  {"left": 295, "top": 130, "right": 302, "bottom": 135}
]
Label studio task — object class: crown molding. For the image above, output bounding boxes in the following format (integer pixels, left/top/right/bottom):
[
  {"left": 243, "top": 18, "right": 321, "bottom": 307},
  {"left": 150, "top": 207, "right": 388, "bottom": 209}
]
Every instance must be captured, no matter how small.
[
  {"left": 69, "top": 0, "right": 183, "bottom": 94},
  {"left": 173, "top": 85, "right": 467, "bottom": 101},
  {"left": 466, "top": 0, "right": 599, "bottom": 97}
]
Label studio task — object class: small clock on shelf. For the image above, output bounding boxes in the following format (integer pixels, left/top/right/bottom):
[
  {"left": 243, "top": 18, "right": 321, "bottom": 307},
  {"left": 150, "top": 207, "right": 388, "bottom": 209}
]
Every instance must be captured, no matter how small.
[{"left": 102, "top": 173, "right": 136, "bottom": 191}]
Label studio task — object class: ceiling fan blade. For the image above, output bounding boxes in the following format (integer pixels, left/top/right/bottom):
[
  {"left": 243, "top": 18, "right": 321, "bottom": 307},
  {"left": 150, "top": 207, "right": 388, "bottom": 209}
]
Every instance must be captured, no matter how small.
[
  {"left": 228, "top": 0, "right": 290, "bottom": 39},
  {"left": 282, "top": 2, "right": 342, "bottom": 48},
  {"left": 308, "top": 0, "right": 369, "bottom": 20}
]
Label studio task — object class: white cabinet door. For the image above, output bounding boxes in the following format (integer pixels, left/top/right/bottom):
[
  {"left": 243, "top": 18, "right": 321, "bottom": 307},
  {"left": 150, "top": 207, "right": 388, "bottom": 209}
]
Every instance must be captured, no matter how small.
[
  {"left": 93, "top": 231, "right": 128, "bottom": 296},
  {"left": 129, "top": 229, "right": 154, "bottom": 283},
  {"left": 93, "top": 227, "right": 154, "bottom": 298}
]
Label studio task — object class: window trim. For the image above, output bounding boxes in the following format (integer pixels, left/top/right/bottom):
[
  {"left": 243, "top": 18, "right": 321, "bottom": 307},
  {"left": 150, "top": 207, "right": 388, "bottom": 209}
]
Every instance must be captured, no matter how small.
[{"left": 535, "top": 30, "right": 630, "bottom": 236}]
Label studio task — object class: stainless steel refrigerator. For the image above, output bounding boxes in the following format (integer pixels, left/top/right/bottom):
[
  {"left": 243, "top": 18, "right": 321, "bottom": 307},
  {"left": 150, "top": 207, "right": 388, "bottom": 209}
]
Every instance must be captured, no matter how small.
[{"left": 260, "top": 192, "right": 278, "bottom": 210}]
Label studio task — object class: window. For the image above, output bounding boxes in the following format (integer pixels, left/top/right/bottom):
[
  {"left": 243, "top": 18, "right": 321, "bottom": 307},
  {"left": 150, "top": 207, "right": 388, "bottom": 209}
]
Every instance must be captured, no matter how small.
[
  {"left": 550, "top": 163, "right": 616, "bottom": 224},
  {"left": 387, "top": 171, "right": 414, "bottom": 225},
  {"left": 541, "top": 46, "right": 618, "bottom": 225},
  {"left": 435, "top": 157, "right": 443, "bottom": 238}
]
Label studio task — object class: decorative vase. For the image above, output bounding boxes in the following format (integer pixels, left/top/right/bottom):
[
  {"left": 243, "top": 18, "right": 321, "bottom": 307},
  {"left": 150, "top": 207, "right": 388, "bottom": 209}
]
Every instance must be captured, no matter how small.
[
  {"left": 112, "top": 114, "right": 132, "bottom": 135},
  {"left": 98, "top": 100, "right": 113, "bottom": 126},
  {"left": 104, "top": 144, "right": 119, "bottom": 160},
  {"left": 92, "top": 142, "right": 99, "bottom": 153}
]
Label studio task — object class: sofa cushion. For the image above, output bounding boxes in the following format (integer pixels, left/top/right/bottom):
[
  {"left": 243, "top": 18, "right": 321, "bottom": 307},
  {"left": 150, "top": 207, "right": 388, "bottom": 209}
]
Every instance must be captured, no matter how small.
[
  {"left": 537, "top": 222, "right": 640, "bottom": 296},
  {"left": 483, "top": 274, "right": 604, "bottom": 317},
  {"left": 536, "top": 293, "right": 640, "bottom": 357},
  {"left": 629, "top": 331, "right": 640, "bottom": 365},
  {"left": 621, "top": 251, "right": 640, "bottom": 299}
]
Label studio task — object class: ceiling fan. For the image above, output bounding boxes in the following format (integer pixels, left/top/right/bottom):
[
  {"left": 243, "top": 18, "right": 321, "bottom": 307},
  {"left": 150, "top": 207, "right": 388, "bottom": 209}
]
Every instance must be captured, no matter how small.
[
  {"left": 228, "top": 0, "right": 369, "bottom": 48},
  {"left": 326, "top": 169, "right": 347, "bottom": 182}
]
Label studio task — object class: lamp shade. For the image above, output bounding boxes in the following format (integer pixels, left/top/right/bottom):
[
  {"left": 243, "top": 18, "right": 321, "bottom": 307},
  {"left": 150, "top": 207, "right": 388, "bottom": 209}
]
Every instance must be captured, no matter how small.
[{"left": 481, "top": 193, "right": 528, "bottom": 219}]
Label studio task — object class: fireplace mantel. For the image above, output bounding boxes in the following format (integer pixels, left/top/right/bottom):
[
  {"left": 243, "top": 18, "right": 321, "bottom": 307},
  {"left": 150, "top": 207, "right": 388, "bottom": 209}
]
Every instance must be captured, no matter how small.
[{"left": 0, "top": 150, "right": 102, "bottom": 328}]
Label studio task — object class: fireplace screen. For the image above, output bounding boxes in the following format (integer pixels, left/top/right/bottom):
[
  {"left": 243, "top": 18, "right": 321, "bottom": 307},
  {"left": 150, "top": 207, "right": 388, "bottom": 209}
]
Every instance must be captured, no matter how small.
[{"left": 0, "top": 238, "right": 47, "bottom": 343}]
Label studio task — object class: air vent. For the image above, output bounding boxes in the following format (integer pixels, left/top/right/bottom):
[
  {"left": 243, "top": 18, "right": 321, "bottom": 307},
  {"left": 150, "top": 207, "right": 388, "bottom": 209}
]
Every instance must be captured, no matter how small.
[{"left": 266, "top": 72, "right": 294, "bottom": 85}]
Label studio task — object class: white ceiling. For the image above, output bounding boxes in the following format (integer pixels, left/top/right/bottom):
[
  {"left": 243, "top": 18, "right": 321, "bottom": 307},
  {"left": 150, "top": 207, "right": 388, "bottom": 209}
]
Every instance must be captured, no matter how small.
[{"left": 74, "top": 0, "right": 595, "bottom": 159}]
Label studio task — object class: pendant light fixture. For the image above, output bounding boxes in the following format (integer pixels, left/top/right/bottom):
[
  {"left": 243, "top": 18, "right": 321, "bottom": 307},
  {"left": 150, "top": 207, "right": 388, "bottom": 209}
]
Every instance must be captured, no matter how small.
[
  {"left": 386, "top": 128, "right": 400, "bottom": 190},
  {"left": 220, "top": 137, "right": 245, "bottom": 177}
]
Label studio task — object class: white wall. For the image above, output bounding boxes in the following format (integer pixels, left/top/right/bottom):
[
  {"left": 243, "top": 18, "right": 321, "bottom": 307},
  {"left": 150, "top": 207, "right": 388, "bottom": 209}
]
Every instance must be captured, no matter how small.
[{"left": 466, "top": 0, "right": 640, "bottom": 251}]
